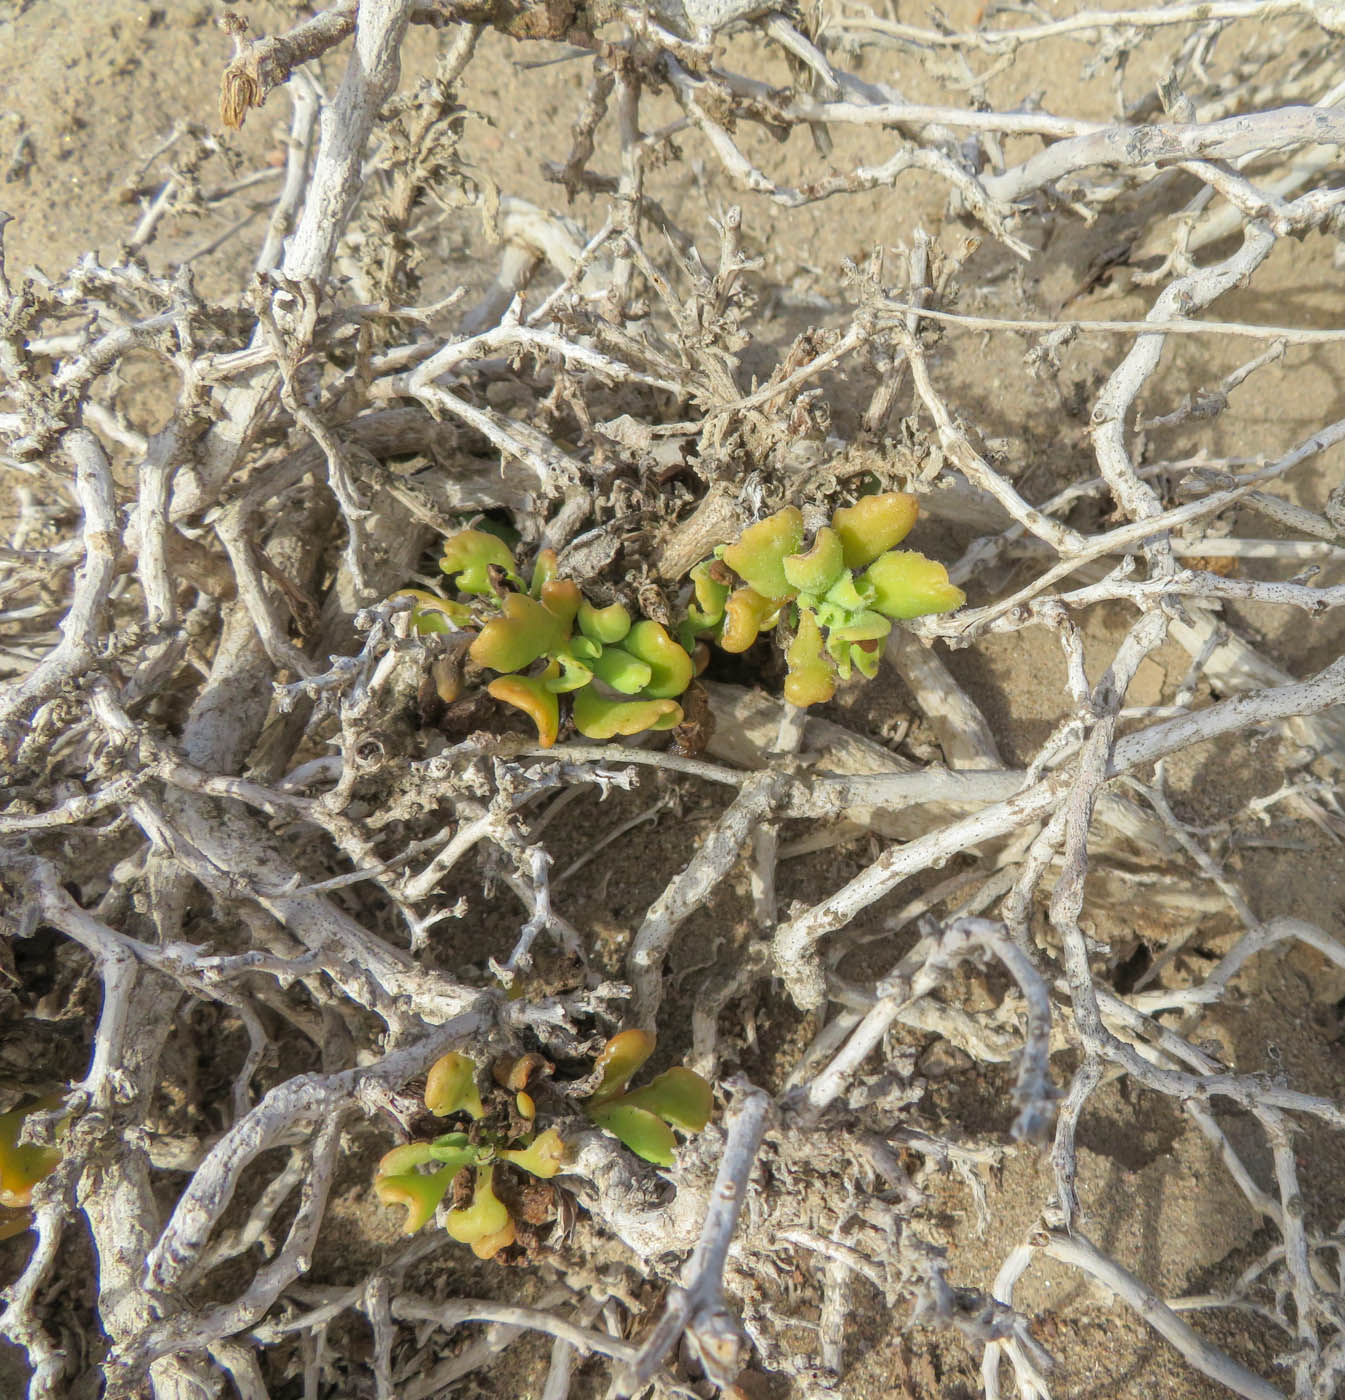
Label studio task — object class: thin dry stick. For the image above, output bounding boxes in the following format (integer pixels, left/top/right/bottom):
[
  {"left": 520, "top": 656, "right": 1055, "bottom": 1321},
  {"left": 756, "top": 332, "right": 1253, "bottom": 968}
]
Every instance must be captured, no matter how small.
[
  {"left": 825, "top": 0, "right": 1307, "bottom": 51},
  {"left": 4, "top": 4, "right": 1345, "bottom": 1395},
  {"left": 773, "top": 653, "right": 1345, "bottom": 1008},
  {"left": 617, "top": 1085, "right": 772, "bottom": 1394},
  {"left": 1041, "top": 1232, "right": 1285, "bottom": 1400},
  {"left": 628, "top": 771, "right": 789, "bottom": 1030},
  {"left": 0, "top": 429, "right": 117, "bottom": 757},
  {"left": 390, "top": 1296, "right": 640, "bottom": 1365}
]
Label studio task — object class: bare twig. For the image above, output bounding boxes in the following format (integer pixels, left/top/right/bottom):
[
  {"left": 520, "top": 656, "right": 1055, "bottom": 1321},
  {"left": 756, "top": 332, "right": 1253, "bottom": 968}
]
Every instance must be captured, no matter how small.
[{"left": 617, "top": 1085, "right": 771, "bottom": 1394}]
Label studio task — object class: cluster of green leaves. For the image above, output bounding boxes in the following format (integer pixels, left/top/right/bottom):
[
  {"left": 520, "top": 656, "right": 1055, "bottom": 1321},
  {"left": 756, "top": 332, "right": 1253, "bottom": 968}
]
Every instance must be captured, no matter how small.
[
  {"left": 374, "top": 1035, "right": 714, "bottom": 1252},
  {"left": 398, "top": 493, "right": 963, "bottom": 741},
  {"left": 0, "top": 1097, "right": 64, "bottom": 1242},
  {"left": 400, "top": 530, "right": 694, "bottom": 747},
  {"left": 583, "top": 1029, "right": 712, "bottom": 1167},
  {"left": 373, "top": 1052, "right": 564, "bottom": 1257},
  {"left": 680, "top": 492, "right": 965, "bottom": 706}
]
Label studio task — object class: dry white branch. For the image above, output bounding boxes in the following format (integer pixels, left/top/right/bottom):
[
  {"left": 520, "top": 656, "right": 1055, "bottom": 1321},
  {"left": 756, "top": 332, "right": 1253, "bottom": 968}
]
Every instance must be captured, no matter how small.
[
  {"left": 390, "top": 1295, "right": 640, "bottom": 1366},
  {"left": 1041, "top": 1231, "right": 1285, "bottom": 1400},
  {"left": 774, "top": 653, "right": 1345, "bottom": 1008},
  {"left": 628, "top": 771, "right": 788, "bottom": 1030},
  {"left": 617, "top": 1085, "right": 771, "bottom": 1393},
  {"left": 4, "top": 5, "right": 1345, "bottom": 1395},
  {"left": 825, "top": 0, "right": 1310, "bottom": 52},
  {"left": 0, "top": 429, "right": 116, "bottom": 758},
  {"left": 282, "top": 1, "right": 417, "bottom": 285},
  {"left": 983, "top": 107, "right": 1345, "bottom": 203}
]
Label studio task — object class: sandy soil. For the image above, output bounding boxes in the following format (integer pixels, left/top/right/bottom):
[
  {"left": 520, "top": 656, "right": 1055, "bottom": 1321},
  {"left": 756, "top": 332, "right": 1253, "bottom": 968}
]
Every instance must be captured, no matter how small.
[{"left": 2, "top": 2, "right": 1344, "bottom": 1398}]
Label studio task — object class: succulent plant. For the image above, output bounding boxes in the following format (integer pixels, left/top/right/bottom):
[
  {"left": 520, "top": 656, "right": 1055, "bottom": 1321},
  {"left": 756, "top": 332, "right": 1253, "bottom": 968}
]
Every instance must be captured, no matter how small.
[
  {"left": 373, "top": 1051, "right": 566, "bottom": 1257},
  {"left": 395, "top": 531, "right": 693, "bottom": 747},
  {"left": 0, "top": 1098, "right": 64, "bottom": 1242},
  {"left": 583, "top": 1029, "right": 713, "bottom": 1167},
  {"left": 395, "top": 496, "right": 957, "bottom": 741},
  {"left": 683, "top": 492, "right": 964, "bottom": 707},
  {"left": 377, "top": 1032, "right": 714, "bottom": 1249}
]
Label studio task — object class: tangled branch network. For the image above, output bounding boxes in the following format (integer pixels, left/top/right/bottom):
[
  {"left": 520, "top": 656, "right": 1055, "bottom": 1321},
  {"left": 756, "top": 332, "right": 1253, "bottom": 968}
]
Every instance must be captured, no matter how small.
[{"left": 2, "top": 0, "right": 1345, "bottom": 1397}]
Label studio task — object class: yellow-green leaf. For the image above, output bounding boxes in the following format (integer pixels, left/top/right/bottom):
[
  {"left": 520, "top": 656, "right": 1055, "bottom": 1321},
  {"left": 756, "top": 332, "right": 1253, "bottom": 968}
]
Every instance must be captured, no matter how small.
[
  {"left": 861, "top": 551, "right": 966, "bottom": 620},
  {"left": 783, "top": 525, "right": 845, "bottom": 594},
  {"left": 589, "top": 646, "right": 653, "bottom": 695},
  {"left": 425, "top": 1052, "right": 485, "bottom": 1120},
  {"left": 578, "top": 600, "right": 633, "bottom": 645},
  {"left": 499, "top": 1128, "right": 567, "bottom": 1178},
  {"left": 445, "top": 1165, "right": 511, "bottom": 1247},
  {"left": 395, "top": 589, "right": 472, "bottom": 636},
  {"left": 470, "top": 594, "right": 569, "bottom": 673},
  {"left": 784, "top": 610, "right": 836, "bottom": 707},
  {"left": 529, "top": 547, "right": 560, "bottom": 597},
  {"left": 589, "top": 1029, "right": 655, "bottom": 1103},
  {"left": 687, "top": 560, "right": 729, "bottom": 632},
  {"left": 375, "top": 1139, "right": 476, "bottom": 1179},
  {"left": 571, "top": 689, "right": 682, "bottom": 740},
  {"left": 831, "top": 493, "right": 919, "bottom": 570},
  {"left": 619, "top": 621, "right": 694, "bottom": 699},
  {"left": 588, "top": 1101, "right": 678, "bottom": 1166},
  {"left": 440, "top": 529, "right": 521, "bottom": 595},
  {"left": 374, "top": 1168, "right": 456, "bottom": 1233},
  {"left": 619, "top": 1068, "right": 713, "bottom": 1133},
  {"left": 540, "top": 577, "right": 582, "bottom": 626},
  {"left": 721, "top": 508, "right": 804, "bottom": 601}
]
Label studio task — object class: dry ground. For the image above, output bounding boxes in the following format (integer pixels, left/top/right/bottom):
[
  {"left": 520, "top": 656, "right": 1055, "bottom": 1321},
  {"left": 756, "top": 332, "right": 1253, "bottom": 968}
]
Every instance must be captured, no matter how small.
[{"left": 2, "top": 3, "right": 1344, "bottom": 1399}]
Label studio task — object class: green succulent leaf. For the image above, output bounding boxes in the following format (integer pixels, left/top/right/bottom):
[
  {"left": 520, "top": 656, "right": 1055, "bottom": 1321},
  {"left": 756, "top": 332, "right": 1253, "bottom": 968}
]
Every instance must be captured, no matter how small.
[
  {"left": 589, "top": 646, "right": 653, "bottom": 695},
  {"left": 618, "top": 1068, "right": 713, "bottom": 1133},
  {"left": 425, "top": 1052, "right": 486, "bottom": 1120},
  {"left": 826, "top": 630, "right": 856, "bottom": 681},
  {"left": 721, "top": 507, "right": 804, "bottom": 601},
  {"left": 547, "top": 651, "right": 594, "bottom": 694},
  {"left": 395, "top": 589, "right": 473, "bottom": 635},
  {"left": 588, "top": 1101, "right": 678, "bottom": 1167},
  {"left": 822, "top": 618, "right": 888, "bottom": 684},
  {"left": 819, "top": 571, "right": 868, "bottom": 615},
  {"left": 688, "top": 561, "right": 729, "bottom": 630},
  {"left": 470, "top": 594, "right": 570, "bottom": 674},
  {"left": 578, "top": 600, "right": 633, "bottom": 645},
  {"left": 783, "top": 525, "right": 845, "bottom": 594},
  {"left": 572, "top": 689, "right": 682, "bottom": 740},
  {"left": 619, "top": 621, "right": 694, "bottom": 699},
  {"left": 827, "top": 609, "right": 892, "bottom": 644},
  {"left": 850, "top": 641, "right": 882, "bottom": 681},
  {"left": 831, "top": 492, "right": 920, "bottom": 570},
  {"left": 567, "top": 635, "right": 602, "bottom": 664},
  {"left": 440, "top": 529, "right": 521, "bottom": 596},
  {"left": 588, "top": 1029, "right": 656, "bottom": 1104},
  {"left": 376, "top": 1140, "right": 478, "bottom": 1178},
  {"left": 529, "top": 548, "right": 560, "bottom": 597},
  {"left": 374, "top": 1167, "right": 457, "bottom": 1234},
  {"left": 861, "top": 551, "right": 967, "bottom": 620}
]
